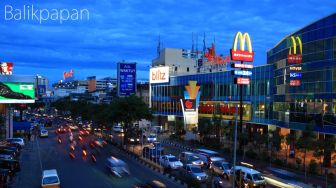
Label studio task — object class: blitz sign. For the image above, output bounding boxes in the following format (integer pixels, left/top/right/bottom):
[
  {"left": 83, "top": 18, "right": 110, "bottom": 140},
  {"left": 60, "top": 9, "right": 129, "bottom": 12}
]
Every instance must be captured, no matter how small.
[{"left": 150, "top": 66, "right": 169, "bottom": 84}]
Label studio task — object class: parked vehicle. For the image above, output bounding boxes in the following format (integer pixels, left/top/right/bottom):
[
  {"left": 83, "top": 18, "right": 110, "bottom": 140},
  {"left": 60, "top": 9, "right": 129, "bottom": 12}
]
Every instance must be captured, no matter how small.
[
  {"left": 195, "top": 148, "right": 221, "bottom": 168},
  {"left": 142, "top": 147, "right": 163, "bottom": 162},
  {"left": 211, "top": 161, "right": 231, "bottom": 179},
  {"left": 41, "top": 169, "right": 60, "bottom": 188},
  {"left": 40, "top": 129, "right": 49, "bottom": 138},
  {"left": 0, "top": 159, "right": 20, "bottom": 173},
  {"left": 230, "top": 166, "right": 267, "bottom": 188},
  {"left": 179, "top": 164, "right": 208, "bottom": 182},
  {"left": 0, "top": 169, "right": 11, "bottom": 186},
  {"left": 179, "top": 152, "right": 204, "bottom": 167},
  {"left": 6, "top": 138, "right": 25, "bottom": 147},
  {"left": 105, "top": 156, "right": 130, "bottom": 177},
  {"left": 159, "top": 154, "right": 183, "bottom": 170}
]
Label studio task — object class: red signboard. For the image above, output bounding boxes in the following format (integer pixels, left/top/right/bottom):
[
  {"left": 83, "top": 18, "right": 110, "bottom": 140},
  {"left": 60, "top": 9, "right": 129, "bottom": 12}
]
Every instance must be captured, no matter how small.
[
  {"left": 182, "top": 99, "right": 196, "bottom": 112},
  {"left": 63, "top": 69, "right": 74, "bottom": 80},
  {"left": 290, "top": 80, "right": 301, "bottom": 86},
  {"left": 231, "top": 63, "right": 253, "bottom": 69},
  {"left": 234, "top": 77, "right": 250, "bottom": 85},
  {"left": 230, "top": 49, "right": 254, "bottom": 62},
  {"left": 288, "top": 54, "right": 302, "bottom": 64}
]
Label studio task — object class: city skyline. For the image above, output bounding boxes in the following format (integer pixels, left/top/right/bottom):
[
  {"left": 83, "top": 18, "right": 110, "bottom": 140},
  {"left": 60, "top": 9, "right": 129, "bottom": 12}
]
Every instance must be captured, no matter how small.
[{"left": 0, "top": 0, "right": 335, "bottom": 83}]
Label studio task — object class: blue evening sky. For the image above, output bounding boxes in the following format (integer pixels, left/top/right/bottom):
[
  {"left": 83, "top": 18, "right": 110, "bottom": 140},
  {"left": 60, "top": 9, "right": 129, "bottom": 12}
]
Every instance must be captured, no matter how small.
[{"left": 0, "top": 0, "right": 334, "bottom": 83}]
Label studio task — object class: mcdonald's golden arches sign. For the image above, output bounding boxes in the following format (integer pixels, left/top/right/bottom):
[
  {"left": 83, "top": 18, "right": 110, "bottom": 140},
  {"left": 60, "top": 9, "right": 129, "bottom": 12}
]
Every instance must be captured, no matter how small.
[{"left": 230, "top": 32, "right": 254, "bottom": 62}]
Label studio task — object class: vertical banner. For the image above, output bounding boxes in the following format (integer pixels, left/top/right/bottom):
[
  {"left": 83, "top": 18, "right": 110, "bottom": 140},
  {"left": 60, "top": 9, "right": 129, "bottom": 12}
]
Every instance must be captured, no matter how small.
[{"left": 117, "top": 62, "right": 137, "bottom": 96}]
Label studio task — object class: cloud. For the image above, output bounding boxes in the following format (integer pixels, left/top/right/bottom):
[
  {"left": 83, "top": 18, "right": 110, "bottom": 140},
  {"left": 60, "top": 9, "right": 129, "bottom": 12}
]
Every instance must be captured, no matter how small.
[{"left": 0, "top": 0, "right": 335, "bottom": 83}]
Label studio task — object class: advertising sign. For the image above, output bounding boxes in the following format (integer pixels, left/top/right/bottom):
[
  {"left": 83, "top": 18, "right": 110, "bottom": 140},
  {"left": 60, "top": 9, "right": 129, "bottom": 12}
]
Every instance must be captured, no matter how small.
[
  {"left": 230, "top": 32, "right": 254, "bottom": 62},
  {"left": 232, "top": 70, "right": 252, "bottom": 76},
  {"left": 150, "top": 66, "right": 169, "bottom": 84},
  {"left": 231, "top": 63, "right": 253, "bottom": 69},
  {"left": 287, "top": 54, "right": 302, "bottom": 64},
  {"left": 117, "top": 62, "right": 136, "bottom": 96},
  {"left": 0, "top": 62, "right": 13, "bottom": 75},
  {"left": 234, "top": 77, "right": 250, "bottom": 85},
  {"left": 63, "top": 69, "right": 74, "bottom": 80},
  {"left": 290, "top": 73, "right": 302, "bottom": 78},
  {"left": 37, "top": 85, "right": 46, "bottom": 96},
  {"left": 0, "top": 82, "right": 35, "bottom": 103},
  {"left": 289, "top": 66, "right": 302, "bottom": 71},
  {"left": 182, "top": 99, "right": 196, "bottom": 112},
  {"left": 290, "top": 80, "right": 301, "bottom": 86}
]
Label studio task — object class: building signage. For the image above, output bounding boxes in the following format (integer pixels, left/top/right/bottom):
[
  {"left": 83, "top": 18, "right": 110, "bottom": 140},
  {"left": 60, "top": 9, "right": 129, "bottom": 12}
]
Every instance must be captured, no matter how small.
[
  {"left": 63, "top": 69, "right": 74, "bottom": 80},
  {"left": 232, "top": 70, "right": 252, "bottom": 76},
  {"left": 234, "top": 77, "right": 250, "bottom": 85},
  {"left": 182, "top": 99, "right": 196, "bottom": 112},
  {"left": 290, "top": 72, "right": 302, "bottom": 78},
  {"left": 231, "top": 63, "right": 253, "bottom": 69},
  {"left": 0, "top": 82, "right": 35, "bottom": 103},
  {"left": 288, "top": 54, "right": 302, "bottom": 64},
  {"left": 0, "top": 62, "right": 13, "bottom": 75},
  {"left": 149, "top": 66, "right": 169, "bottom": 84},
  {"left": 117, "top": 62, "right": 136, "bottom": 96},
  {"left": 230, "top": 32, "right": 254, "bottom": 62},
  {"left": 287, "top": 36, "right": 302, "bottom": 64},
  {"left": 289, "top": 66, "right": 302, "bottom": 71},
  {"left": 290, "top": 80, "right": 301, "bottom": 86}
]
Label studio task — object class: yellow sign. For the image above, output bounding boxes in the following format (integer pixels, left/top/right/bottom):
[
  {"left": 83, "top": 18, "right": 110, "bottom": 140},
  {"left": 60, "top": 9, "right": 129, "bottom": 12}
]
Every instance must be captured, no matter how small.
[
  {"left": 232, "top": 32, "right": 253, "bottom": 53},
  {"left": 289, "top": 36, "right": 302, "bottom": 55}
]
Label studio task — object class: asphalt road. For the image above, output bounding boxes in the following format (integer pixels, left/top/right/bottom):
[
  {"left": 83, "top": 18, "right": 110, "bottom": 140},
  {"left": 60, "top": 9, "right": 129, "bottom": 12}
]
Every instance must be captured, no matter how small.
[{"left": 11, "top": 125, "right": 183, "bottom": 188}]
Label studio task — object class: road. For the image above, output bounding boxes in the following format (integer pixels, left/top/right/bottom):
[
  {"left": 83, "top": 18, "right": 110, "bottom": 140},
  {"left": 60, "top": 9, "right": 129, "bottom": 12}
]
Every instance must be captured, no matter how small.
[{"left": 11, "top": 124, "right": 183, "bottom": 188}]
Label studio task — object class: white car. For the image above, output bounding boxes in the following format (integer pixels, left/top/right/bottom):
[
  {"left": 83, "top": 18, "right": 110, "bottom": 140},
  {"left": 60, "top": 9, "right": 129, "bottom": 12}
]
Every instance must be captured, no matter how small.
[
  {"left": 41, "top": 169, "right": 60, "bottom": 188},
  {"left": 113, "top": 125, "right": 124, "bottom": 133},
  {"left": 7, "top": 138, "right": 25, "bottom": 147},
  {"left": 40, "top": 129, "right": 49, "bottom": 138},
  {"left": 159, "top": 154, "right": 183, "bottom": 170}
]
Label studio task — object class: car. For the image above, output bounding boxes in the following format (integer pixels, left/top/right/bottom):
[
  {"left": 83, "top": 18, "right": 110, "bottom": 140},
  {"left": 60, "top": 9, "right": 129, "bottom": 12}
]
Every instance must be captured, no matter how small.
[
  {"left": 230, "top": 166, "right": 266, "bottom": 188},
  {"left": 6, "top": 138, "right": 24, "bottom": 147},
  {"left": 0, "top": 159, "right": 20, "bottom": 172},
  {"left": 0, "top": 149, "right": 17, "bottom": 159},
  {"left": 112, "top": 124, "right": 124, "bottom": 133},
  {"left": 179, "top": 164, "right": 208, "bottom": 182},
  {"left": 146, "top": 134, "right": 157, "bottom": 143},
  {"left": 0, "top": 146, "right": 20, "bottom": 155},
  {"left": 159, "top": 154, "right": 183, "bottom": 170},
  {"left": 40, "top": 129, "right": 49, "bottom": 138},
  {"left": 133, "top": 180, "right": 167, "bottom": 188},
  {"left": 211, "top": 161, "right": 232, "bottom": 179},
  {"left": 56, "top": 126, "right": 66, "bottom": 133},
  {"left": 195, "top": 149, "right": 221, "bottom": 168},
  {"left": 105, "top": 156, "right": 130, "bottom": 177},
  {"left": 0, "top": 169, "right": 11, "bottom": 185},
  {"left": 41, "top": 169, "right": 60, "bottom": 188},
  {"left": 179, "top": 152, "right": 204, "bottom": 167},
  {"left": 94, "top": 138, "right": 107, "bottom": 148},
  {"left": 142, "top": 147, "right": 163, "bottom": 162}
]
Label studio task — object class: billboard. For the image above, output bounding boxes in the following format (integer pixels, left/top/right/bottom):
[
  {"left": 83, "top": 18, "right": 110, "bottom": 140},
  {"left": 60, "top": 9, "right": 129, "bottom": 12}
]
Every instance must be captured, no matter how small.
[
  {"left": 0, "top": 62, "right": 13, "bottom": 75},
  {"left": 230, "top": 32, "right": 254, "bottom": 62},
  {"left": 117, "top": 62, "right": 136, "bottom": 96},
  {"left": 150, "top": 66, "right": 169, "bottom": 84},
  {"left": 37, "top": 85, "right": 46, "bottom": 96},
  {"left": 0, "top": 82, "right": 35, "bottom": 103},
  {"left": 63, "top": 69, "right": 74, "bottom": 80},
  {"left": 234, "top": 77, "right": 250, "bottom": 85}
]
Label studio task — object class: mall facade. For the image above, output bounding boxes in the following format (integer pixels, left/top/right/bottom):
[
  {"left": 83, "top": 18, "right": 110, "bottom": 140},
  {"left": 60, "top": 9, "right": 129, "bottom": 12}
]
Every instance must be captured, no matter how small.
[{"left": 151, "top": 13, "right": 336, "bottom": 140}]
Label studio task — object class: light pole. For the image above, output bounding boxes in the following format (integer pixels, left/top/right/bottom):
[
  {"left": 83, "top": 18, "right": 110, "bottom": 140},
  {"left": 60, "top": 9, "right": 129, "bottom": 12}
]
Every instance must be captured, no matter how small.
[{"left": 232, "top": 105, "right": 238, "bottom": 188}]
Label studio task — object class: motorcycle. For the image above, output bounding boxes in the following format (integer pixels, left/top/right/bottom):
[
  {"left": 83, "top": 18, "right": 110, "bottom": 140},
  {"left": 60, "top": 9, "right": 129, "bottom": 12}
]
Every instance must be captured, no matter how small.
[
  {"left": 57, "top": 136, "right": 62, "bottom": 144},
  {"left": 70, "top": 145, "right": 75, "bottom": 151},
  {"left": 82, "top": 147, "right": 87, "bottom": 157},
  {"left": 69, "top": 152, "right": 75, "bottom": 159},
  {"left": 91, "top": 153, "right": 97, "bottom": 163}
]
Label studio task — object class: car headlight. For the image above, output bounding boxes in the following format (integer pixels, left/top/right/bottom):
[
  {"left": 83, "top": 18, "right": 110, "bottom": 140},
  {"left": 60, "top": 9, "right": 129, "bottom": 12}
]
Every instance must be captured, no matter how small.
[
  {"left": 218, "top": 181, "right": 223, "bottom": 184},
  {"left": 196, "top": 176, "right": 201, "bottom": 180},
  {"left": 153, "top": 138, "right": 157, "bottom": 141},
  {"left": 136, "top": 138, "right": 140, "bottom": 141},
  {"left": 130, "top": 138, "right": 135, "bottom": 142}
]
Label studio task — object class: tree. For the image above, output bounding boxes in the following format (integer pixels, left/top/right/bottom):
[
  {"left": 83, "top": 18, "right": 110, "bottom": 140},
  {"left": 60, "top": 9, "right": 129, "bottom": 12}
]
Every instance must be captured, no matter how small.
[
  {"left": 270, "top": 130, "right": 283, "bottom": 159},
  {"left": 296, "top": 122, "right": 317, "bottom": 180},
  {"left": 110, "top": 95, "right": 152, "bottom": 144}
]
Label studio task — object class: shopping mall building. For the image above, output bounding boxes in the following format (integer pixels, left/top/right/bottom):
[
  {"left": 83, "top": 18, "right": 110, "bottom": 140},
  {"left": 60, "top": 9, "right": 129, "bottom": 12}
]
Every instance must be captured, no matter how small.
[{"left": 151, "top": 14, "right": 336, "bottom": 141}]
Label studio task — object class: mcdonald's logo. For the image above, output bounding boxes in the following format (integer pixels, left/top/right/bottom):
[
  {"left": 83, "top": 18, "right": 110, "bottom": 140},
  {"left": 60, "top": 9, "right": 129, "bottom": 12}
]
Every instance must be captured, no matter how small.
[
  {"left": 288, "top": 36, "right": 302, "bottom": 64},
  {"left": 230, "top": 32, "right": 254, "bottom": 62}
]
